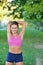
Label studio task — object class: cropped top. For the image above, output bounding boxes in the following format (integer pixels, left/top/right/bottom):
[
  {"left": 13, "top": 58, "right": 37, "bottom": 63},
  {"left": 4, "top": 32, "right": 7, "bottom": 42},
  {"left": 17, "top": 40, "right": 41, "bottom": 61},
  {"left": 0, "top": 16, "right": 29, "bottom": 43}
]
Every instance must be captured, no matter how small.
[{"left": 8, "top": 34, "right": 22, "bottom": 46}]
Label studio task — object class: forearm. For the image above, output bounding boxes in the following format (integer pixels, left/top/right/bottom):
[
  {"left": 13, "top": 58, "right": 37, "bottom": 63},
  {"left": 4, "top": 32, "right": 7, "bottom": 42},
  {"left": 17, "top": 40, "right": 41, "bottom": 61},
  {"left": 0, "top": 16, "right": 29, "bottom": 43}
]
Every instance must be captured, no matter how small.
[{"left": 17, "top": 21, "right": 26, "bottom": 26}]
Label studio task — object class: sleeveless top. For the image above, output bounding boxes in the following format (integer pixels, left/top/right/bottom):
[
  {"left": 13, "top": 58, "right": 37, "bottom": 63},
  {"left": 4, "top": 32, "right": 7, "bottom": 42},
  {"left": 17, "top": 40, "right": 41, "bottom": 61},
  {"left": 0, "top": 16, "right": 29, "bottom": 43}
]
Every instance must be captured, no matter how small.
[{"left": 8, "top": 34, "right": 22, "bottom": 46}]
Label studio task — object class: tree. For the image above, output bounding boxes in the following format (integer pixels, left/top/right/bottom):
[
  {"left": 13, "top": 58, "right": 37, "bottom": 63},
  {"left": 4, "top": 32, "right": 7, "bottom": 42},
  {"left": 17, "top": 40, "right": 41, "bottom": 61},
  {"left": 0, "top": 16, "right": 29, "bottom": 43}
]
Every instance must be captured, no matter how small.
[
  {"left": 0, "top": 0, "right": 26, "bottom": 20},
  {"left": 0, "top": 0, "right": 43, "bottom": 30},
  {"left": 23, "top": 0, "right": 43, "bottom": 30}
]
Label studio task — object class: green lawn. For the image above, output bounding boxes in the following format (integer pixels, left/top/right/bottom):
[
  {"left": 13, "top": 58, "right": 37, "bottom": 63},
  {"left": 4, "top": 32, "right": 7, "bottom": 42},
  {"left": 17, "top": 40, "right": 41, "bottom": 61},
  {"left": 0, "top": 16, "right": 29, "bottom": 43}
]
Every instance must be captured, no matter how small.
[{"left": 0, "top": 27, "right": 43, "bottom": 65}]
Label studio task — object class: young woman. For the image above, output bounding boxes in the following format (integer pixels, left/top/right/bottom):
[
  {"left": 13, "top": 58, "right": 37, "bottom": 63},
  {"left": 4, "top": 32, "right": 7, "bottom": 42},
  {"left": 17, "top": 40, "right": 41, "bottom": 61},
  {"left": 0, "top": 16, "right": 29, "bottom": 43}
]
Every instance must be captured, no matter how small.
[{"left": 6, "top": 21, "right": 26, "bottom": 65}]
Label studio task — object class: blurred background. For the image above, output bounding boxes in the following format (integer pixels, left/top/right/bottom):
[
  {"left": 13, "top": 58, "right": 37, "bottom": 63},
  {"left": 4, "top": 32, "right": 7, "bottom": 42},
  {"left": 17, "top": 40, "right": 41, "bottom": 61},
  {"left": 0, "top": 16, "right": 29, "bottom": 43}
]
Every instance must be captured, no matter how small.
[{"left": 0, "top": 0, "right": 43, "bottom": 65}]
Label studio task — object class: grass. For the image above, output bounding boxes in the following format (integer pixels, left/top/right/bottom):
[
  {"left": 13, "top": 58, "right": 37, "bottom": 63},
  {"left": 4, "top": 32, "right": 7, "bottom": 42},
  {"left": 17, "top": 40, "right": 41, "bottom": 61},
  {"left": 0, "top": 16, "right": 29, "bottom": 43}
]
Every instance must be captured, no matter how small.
[{"left": 0, "top": 27, "right": 43, "bottom": 65}]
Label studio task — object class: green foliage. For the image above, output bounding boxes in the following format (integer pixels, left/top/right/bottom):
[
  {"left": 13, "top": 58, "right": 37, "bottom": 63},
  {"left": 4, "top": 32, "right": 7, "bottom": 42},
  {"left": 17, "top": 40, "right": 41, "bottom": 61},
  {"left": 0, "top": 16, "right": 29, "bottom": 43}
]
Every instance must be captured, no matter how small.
[
  {"left": 22, "top": 0, "right": 43, "bottom": 30},
  {"left": 23, "top": 0, "right": 43, "bottom": 21},
  {"left": 0, "top": 0, "right": 43, "bottom": 30}
]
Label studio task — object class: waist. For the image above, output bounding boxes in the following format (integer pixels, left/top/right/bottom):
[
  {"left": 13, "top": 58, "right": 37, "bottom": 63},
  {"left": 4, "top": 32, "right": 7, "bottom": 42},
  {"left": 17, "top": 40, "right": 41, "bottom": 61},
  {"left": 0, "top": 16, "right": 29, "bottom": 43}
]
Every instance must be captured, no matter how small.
[{"left": 9, "top": 46, "right": 22, "bottom": 54}]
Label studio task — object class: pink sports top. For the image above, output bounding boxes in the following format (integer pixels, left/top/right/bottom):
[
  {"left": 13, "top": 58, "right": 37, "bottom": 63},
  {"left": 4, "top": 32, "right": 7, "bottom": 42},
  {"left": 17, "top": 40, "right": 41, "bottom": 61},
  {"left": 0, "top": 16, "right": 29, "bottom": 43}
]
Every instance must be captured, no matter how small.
[{"left": 8, "top": 34, "right": 22, "bottom": 46}]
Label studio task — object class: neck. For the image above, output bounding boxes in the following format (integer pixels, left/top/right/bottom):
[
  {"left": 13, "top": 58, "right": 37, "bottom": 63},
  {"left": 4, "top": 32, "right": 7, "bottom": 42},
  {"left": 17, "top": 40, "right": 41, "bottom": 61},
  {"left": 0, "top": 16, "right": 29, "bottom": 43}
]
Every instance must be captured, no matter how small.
[{"left": 13, "top": 33, "right": 18, "bottom": 37}]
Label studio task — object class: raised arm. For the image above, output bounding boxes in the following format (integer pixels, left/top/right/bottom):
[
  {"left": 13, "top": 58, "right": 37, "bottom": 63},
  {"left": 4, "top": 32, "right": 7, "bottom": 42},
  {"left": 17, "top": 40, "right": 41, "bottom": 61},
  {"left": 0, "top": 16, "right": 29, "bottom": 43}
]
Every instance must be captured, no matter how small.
[
  {"left": 17, "top": 21, "right": 26, "bottom": 40},
  {"left": 7, "top": 21, "right": 11, "bottom": 40}
]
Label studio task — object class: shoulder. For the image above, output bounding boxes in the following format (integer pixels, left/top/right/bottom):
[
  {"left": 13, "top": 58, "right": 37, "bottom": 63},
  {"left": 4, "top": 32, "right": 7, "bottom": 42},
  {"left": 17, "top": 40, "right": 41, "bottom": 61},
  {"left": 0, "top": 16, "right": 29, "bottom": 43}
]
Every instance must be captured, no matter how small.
[
  {"left": 18, "top": 33, "right": 23, "bottom": 41},
  {"left": 7, "top": 34, "right": 12, "bottom": 41}
]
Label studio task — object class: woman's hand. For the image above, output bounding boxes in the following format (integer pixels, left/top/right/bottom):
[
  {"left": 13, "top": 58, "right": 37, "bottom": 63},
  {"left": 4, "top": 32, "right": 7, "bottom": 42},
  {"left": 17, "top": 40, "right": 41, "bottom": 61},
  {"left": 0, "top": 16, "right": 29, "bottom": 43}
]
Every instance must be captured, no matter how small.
[{"left": 17, "top": 21, "right": 26, "bottom": 26}]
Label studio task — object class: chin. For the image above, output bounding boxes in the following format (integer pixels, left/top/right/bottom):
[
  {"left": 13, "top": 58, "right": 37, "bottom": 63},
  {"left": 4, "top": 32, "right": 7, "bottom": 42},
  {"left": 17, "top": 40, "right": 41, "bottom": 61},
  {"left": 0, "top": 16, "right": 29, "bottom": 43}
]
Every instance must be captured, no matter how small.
[{"left": 12, "top": 32, "right": 17, "bottom": 34}]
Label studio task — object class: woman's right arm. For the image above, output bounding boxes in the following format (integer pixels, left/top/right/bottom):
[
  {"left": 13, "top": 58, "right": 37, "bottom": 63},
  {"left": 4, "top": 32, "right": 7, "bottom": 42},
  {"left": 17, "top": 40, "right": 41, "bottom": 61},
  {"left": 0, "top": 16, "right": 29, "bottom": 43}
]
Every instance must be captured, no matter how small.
[{"left": 7, "top": 22, "right": 11, "bottom": 40}]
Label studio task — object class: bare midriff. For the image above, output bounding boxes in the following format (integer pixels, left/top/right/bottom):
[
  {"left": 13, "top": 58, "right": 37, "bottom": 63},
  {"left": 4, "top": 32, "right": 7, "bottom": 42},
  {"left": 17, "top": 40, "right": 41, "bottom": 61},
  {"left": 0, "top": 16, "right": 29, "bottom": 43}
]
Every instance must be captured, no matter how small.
[{"left": 9, "top": 46, "right": 22, "bottom": 54}]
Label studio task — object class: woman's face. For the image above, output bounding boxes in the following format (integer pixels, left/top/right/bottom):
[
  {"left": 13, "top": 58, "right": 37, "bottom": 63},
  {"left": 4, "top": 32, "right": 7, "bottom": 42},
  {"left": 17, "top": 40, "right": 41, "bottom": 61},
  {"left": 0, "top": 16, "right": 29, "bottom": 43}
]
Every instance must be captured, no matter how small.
[{"left": 11, "top": 24, "right": 18, "bottom": 34}]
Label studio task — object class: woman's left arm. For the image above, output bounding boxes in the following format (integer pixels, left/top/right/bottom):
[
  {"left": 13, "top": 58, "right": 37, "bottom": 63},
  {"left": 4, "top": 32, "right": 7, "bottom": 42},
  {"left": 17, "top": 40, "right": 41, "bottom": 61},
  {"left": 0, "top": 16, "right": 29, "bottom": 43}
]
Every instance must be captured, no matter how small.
[{"left": 17, "top": 21, "right": 26, "bottom": 40}]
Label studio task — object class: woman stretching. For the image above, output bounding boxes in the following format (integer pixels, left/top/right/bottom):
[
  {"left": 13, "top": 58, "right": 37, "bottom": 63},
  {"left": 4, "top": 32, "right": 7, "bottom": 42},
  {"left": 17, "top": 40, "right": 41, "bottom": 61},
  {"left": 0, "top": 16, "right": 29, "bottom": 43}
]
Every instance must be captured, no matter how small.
[{"left": 6, "top": 20, "right": 26, "bottom": 65}]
